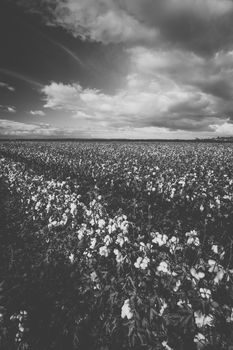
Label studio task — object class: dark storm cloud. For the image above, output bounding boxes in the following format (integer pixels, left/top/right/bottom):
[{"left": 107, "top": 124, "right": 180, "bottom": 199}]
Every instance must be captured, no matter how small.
[
  {"left": 198, "top": 79, "right": 233, "bottom": 101},
  {"left": 14, "top": 0, "right": 233, "bottom": 55},
  {"left": 3, "top": 0, "right": 233, "bottom": 137},
  {"left": 121, "top": 0, "right": 233, "bottom": 55}
]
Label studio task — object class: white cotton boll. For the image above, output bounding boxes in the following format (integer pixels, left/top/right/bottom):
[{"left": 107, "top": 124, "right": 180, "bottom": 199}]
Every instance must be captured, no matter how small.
[
  {"left": 61, "top": 213, "right": 68, "bottom": 225},
  {"left": 177, "top": 299, "right": 185, "bottom": 307},
  {"left": 90, "top": 271, "right": 97, "bottom": 282},
  {"left": 169, "top": 236, "right": 179, "bottom": 244},
  {"left": 186, "top": 230, "right": 198, "bottom": 237},
  {"left": 116, "top": 234, "right": 125, "bottom": 247},
  {"left": 173, "top": 279, "right": 181, "bottom": 292},
  {"left": 230, "top": 308, "right": 233, "bottom": 322},
  {"left": 98, "top": 219, "right": 105, "bottom": 229},
  {"left": 134, "top": 257, "right": 143, "bottom": 269},
  {"left": 208, "top": 260, "right": 225, "bottom": 284},
  {"left": 18, "top": 324, "right": 24, "bottom": 332},
  {"left": 139, "top": 242, "right": 146, "bottom": 252},
  {"left": 168, "top": 236, "right": 179, "bottom": 252},
  {"left": 194, "top": 311, "right": 213, "bottom": 328},
  {"left": 107, "top": 224, "right": 113, "bottom": 234},
  {"left": 46, "top": 203, "right": 51, "bottom": 213},
  {"left": 194, "top": 333, "right": 208, "bottom": 349},
  {"left": 120, "top": 220, "right": 128, "bottom": 232},
  {"left": 121, "top": 299, "right": 133, "bottom": 320},
  {"left": 200, "top": 204, "right": 204, "bottom": 212},
  {"left": 214, "top": 269, "right": 225, "bottom": 284},
  {"left": 90, "top": 218, "right": 95, "bottom": 226},
  {"left": 140, "top": 257, "right": 150, "bottom": 269},
  {"left": 99, "top": 245, "right": 109, "bottom": 257},
  {"left": 162, "top": 340, "right": 173, "bottom": 350},
  {"left": 187, "top": 237, "right": 200, "bottom": 246},
  {"left": 211, "top": 245, "right": 218, "bottom": 254},
  {"left": 48, "top": 220, "right": 57, "bottom": 229},
  {"left": 134, "top": 255, "right": 149, "bottom": 270},
  {"left": 90, "top": 237, "right": 97, "bottom": 249},
  {"left": 151, "top": 232, "right": 168, "bottom": 246},
  {"left": 190, "top": 267, "right": 205, "bottom": 280},
  {"left": 157, "top": 261, "right": 170, "bottom": 274},
  {"left": 10, "top": 314, "right": 17, "bottom": 321},
  {"left": 208, "top": 259, "right": 218, "bottom": 273},
  {"left": 35, "top": 201, "right": 41, "bottom": 210},
  {"left": 70, "top": 203, "right": 77, "bottom": 216},
  {"left": 69, "top": 253, "right": 74, "bottom": 263},
  {"left": 103, "top": 234, "right": 112, "bottom": 246},
  {"left": 114, "top": 249, "right": 124, "bottom": 264},
  {"left": 199, "top": 288, "right": 211, "bottom": 299},
  {"left": 78, "top": 230, "right": 84, "bottom": 240},
  {"left": 159, "top": 299, "right": 168, "bottom": 316}
]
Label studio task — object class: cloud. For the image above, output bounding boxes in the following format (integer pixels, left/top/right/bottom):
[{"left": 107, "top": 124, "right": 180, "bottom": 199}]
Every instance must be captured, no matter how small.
[
  {"left": 213, "top": 122, "right": 233, "bottom": 136},
  {"left": 0, "top": 81, "right": 15, "bottom": 92},
  {"left": 128, "top": 47, "right": 233, "bottom": 120},
  {"left": 30, "top": 110, "right": 46, "bottom": 116},
  {"left": 7, "top": 106, "right": 16, "bottom": 113},
  {"left": 0, "top": 105, "right": 16, "bottom": 113},
  {"left": 120, "top": 0, "right": 233, "bottom": 54},
  {"left": 18, "top": 0, "right": 158, "bottom": 44},
  {"left": 41, "top": 79, "right": 225, "bottom": 133},
  {"left": 18, "top": 0, "right": 233, "bottom": 54},
  {"left": 42, "top": 33, "right": 85, "bottom": 66},
  {"left": 0, "top": 119, "right": 74, "bottom": 137},
  {"left": 0, "top": 68, "right": 43, "bottom": 88},
  {"left": 41, "top": 43, "right": 233, "bottom": 134},
  {"left": 15, "top": 0, "right": 233, "bottom": 137}
]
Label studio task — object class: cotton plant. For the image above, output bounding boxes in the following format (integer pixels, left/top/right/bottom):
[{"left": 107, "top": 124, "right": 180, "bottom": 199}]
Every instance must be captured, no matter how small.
[
  {"left": 134, "top": 256, "right": 150, "bottom": 270},
  {"left": 194, "top": 311, "right": 213, "bottom": 328},
  {"left": 151, "top": 232, "right": 168, "bottom": 246},
  {"left": 157, "top": 261, "right": 171, "bottom": 274},
  {"left": 113, "top": 249, "right": 124, "bottom": 264},
  {"left": 2, "top": 143, "right": 233, "bottom": 349},
  {"left": 185, "top": 230, "right": 200, "bottom": 246}
]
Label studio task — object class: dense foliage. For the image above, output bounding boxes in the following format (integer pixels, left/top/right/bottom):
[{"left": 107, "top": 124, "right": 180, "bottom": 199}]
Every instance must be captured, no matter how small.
[{"left": 1, "top": 141, "right": 233, "bottom": 350}]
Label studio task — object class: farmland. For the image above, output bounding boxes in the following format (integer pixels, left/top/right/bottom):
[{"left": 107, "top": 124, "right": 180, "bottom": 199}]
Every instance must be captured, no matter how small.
[{"left": 1, "top": 140, "right": 233, "bottom": 350}]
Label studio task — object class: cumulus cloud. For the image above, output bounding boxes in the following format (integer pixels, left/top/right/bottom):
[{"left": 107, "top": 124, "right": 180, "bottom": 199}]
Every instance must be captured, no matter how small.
[
  {"left": 0, "top": 81, "right": 15, "bottom": 92},
  {"left": 30, "top": 110, "right": 46, "bottom": 116},
  {"left": 41, "top": 76, "right": 227, "bottom": 133},
  {"left": 128, "top": 47, "right": 233, "bottom": 113},
  {"left": 40, "top": 41, "right": 233, "bottom": 134},
  {"left": 15, "top": 0, "right": 233, "bottom": 137}
]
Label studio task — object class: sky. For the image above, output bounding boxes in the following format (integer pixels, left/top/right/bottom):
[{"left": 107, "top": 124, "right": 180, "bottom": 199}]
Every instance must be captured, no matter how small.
[{"left": 1, "top": 0, "right": 233, "bottom": 139}]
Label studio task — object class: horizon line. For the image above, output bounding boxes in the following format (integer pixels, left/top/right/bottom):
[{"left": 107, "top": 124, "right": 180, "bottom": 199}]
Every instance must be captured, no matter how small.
[{"left": 0, "top": 136, "right": 233, "bottom": 142}]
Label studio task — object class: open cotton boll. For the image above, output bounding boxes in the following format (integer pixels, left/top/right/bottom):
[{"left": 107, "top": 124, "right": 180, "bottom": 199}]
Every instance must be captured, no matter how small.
[{"left": 121, "top": 299, "right": 133, "bottom": 320}]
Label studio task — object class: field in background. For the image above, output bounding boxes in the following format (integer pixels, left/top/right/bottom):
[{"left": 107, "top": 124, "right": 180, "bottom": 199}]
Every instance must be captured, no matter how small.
[{"left": 1, "top": 141, "right": 233, "bottom": 350}]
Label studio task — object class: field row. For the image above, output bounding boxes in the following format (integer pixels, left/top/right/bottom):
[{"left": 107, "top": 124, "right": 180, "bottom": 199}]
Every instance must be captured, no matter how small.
[{"left": 1, "top": 141, "right": 233, "bottom": 349}]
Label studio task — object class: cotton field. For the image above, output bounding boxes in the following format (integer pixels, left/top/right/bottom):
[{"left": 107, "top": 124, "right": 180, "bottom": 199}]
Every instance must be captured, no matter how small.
[{"left": 1, "top": 141, "right": 233, "bottom": 350}]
